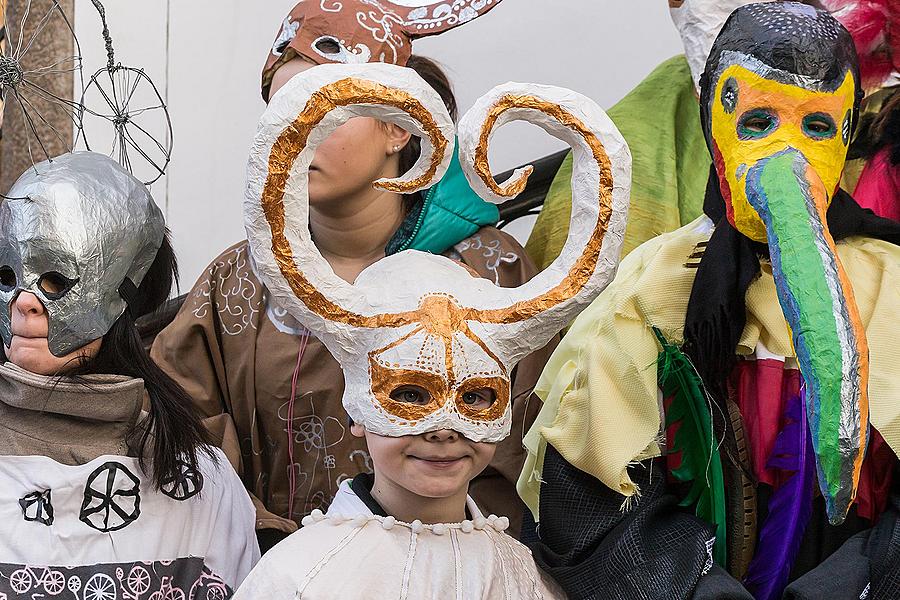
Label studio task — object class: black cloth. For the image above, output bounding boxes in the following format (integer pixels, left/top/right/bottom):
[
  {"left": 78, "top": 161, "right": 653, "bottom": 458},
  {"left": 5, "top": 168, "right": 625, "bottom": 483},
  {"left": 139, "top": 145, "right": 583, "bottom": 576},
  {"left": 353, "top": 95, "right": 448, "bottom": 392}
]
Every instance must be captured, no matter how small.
[
  {"left": 349, "top": 473, "right": 389, "bottom": 517},
  {"left": 785, "top": 485, "right": 900, "bottom": 600},
  {"left": 257, "top": 529, "right": 291, "bottom": 555},
  {"left": 862, "top": 479, "right": 900, "bottom": 599},
  {"left": 530, "top": 444, "right": 749, "bottom": 600},
  {"left": 684, "top": 167, "right": 900, "bottom": 414}
]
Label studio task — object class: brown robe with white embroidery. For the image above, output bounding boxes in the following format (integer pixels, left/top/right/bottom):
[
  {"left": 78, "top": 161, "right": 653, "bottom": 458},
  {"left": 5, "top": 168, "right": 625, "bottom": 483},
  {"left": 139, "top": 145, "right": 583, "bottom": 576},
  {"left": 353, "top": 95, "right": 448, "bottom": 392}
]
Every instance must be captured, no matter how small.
[{"left": 152, "top": 226, "right": 555, "bottom": 538}]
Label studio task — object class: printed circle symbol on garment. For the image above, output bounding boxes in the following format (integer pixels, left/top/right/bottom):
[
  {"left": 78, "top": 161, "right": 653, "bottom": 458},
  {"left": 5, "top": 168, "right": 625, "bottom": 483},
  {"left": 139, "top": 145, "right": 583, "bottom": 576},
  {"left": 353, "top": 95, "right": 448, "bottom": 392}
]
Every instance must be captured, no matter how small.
[
  {"left": 19, "top": 489, "right": 54, "bottom": 525},
  {"left": 160, "top": 460, "right": 204, "bottom": 501},
  {"left": 148, "top": 577, "right": 186, "bottom": 600},
  {"left": 189, "top": 572, "right": 228, "bottom": 600},
  {"left": 83, "top": 573, "right": 117, "bottom": 600},
  {"left": 126, "top": 566, "right": 151, "bottom": 595},
  {"left": 68, "top": 575, "right": 82, "bottom": 593},
  {"left": 43, "top": 570, "right": 65, "bottom": 595},
  {"left": 79, "top": 462, "right": 142, "bottom": 532},
  {"left": 9, "top": 569, "right": 32, "bottom": 594}
]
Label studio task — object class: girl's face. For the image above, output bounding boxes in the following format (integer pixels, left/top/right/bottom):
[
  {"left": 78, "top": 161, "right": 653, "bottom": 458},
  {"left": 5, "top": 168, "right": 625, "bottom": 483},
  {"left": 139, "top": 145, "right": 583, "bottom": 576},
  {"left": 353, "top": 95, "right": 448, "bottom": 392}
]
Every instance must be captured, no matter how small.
[
  {"left": 3, "top": 291, "right": 101, "bottom": 375},
  {"left": 353, "top": 424, "right": 496, "bottom": 501},
  {"left": 269, "top": 57, "right": 412, "bottom": 210}
]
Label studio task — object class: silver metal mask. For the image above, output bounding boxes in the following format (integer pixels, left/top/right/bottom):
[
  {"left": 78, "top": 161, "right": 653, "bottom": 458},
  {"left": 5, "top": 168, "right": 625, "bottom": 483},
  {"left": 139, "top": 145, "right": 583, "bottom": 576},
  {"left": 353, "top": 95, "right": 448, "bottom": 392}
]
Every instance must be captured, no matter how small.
[{"left": 0, "top": 152, "right": 165, "bottom": 357}]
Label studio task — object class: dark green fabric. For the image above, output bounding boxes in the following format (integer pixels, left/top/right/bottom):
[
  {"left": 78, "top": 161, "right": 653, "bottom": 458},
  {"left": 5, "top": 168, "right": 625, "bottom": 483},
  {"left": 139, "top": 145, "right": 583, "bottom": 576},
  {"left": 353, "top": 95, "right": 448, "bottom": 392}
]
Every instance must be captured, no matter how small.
[
  {"left": 386, "top": 143, "right": 499, "bottom": 256},
  {"left": 525, "top": 55, "right": 708, "bottom": 270}
]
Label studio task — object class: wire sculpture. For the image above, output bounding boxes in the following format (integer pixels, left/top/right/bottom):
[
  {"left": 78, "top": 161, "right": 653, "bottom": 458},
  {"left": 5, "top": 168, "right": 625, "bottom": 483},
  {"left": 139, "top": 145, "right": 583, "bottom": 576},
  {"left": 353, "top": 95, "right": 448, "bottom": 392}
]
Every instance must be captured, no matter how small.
[
  {"left": 80, "top": 0, "right": 172, "bottom": 185},
  {"left": 0, "top": 0, "right": 172, "bottom": 187},
  {"left": 0, "top": 0, "right": 84, "bottom": 167}
]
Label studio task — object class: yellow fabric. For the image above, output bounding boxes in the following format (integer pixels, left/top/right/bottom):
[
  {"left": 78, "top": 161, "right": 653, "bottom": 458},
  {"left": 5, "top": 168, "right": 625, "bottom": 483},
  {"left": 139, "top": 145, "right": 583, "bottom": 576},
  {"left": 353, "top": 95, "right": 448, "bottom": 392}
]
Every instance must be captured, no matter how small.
[{"left": 518, "top": 216, "right": 900, "bottom": 518}]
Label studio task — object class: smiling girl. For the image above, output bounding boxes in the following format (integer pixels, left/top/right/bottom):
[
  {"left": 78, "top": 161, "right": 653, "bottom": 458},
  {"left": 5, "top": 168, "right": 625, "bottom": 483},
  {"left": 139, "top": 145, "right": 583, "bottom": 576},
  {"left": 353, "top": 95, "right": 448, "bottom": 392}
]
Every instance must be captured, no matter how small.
[
  {"left": 229, "top": 55, "right": 631, "bottom": 598},
  {"left": 151, "top": 0, "right": 554, "bottom": 552}
]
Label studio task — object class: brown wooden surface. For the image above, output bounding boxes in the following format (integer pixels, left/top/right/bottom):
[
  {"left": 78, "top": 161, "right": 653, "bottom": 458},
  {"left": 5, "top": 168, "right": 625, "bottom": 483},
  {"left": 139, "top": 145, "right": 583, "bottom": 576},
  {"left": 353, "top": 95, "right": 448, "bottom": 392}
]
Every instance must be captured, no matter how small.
[{"left": 1, "top": 0, "right": 75, "bottom": 194}]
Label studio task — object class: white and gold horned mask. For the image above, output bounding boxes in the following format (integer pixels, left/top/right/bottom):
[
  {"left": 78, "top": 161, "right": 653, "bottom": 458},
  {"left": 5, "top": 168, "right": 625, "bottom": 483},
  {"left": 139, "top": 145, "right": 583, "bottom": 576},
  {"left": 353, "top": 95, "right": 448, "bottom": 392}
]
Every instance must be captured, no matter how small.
[{"left": 245, "top": 63, "right": 631, "bottom": 442}]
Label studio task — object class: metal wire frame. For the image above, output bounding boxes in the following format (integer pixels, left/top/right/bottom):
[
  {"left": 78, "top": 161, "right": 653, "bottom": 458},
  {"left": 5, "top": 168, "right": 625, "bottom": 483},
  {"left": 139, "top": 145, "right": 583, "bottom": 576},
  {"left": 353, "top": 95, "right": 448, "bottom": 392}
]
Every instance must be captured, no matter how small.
[
  {"left": 81, "top": 64, "right": 173, "bottom": 185},
  {"left": 0, "top": 0, "right": 85, "bottom": 180},
  {"left": 0, "top": 0, "right": 173, "bottom": 192},
  {"left": 78, "top": 0, "right": 173, "bottom": 185}
]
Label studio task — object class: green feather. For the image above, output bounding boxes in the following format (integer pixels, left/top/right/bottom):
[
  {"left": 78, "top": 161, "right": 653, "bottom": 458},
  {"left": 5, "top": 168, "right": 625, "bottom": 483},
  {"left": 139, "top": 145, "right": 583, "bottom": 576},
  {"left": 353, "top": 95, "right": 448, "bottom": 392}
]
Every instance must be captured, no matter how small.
[{"left": 653, "top": 327, "right": 727, "bottom": 566}]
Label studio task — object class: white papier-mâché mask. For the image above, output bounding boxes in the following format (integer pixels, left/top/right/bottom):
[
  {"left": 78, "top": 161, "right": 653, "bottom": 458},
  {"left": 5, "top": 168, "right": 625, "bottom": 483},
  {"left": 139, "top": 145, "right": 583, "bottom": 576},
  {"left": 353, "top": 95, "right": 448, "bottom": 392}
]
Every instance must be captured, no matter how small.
[
  {"left": 670, "top": 0, "right": 777, "bottom": 93},
  {"left": 245, "top": 63, "right": 631, "bottom": 442},
  {"left": 0, "top": 152, "right": 165, "bottom": 357}
]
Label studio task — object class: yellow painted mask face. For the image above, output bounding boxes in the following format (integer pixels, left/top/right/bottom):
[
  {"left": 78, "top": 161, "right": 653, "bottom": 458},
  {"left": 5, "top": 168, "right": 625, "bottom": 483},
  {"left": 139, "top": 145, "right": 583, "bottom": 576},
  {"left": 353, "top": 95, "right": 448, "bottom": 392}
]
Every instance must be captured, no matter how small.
[{"left": 710, "top": 61, "right": 856, "bottom": 242}]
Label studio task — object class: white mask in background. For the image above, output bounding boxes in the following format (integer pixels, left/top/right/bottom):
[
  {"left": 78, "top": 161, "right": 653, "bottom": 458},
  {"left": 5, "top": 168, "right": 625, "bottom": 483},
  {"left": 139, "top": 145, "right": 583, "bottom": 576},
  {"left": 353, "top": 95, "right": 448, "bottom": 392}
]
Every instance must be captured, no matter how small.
[{"left": 669, "top": 0, "right": 777, "bottom": 93}]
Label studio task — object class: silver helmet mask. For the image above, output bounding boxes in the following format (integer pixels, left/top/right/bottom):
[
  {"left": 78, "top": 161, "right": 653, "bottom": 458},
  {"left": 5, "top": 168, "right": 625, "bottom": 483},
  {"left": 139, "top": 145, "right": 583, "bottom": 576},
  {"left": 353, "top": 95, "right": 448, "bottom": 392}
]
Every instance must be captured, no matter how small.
[{"left": 0, "top": 152, "right": 165, "bottom": 357}]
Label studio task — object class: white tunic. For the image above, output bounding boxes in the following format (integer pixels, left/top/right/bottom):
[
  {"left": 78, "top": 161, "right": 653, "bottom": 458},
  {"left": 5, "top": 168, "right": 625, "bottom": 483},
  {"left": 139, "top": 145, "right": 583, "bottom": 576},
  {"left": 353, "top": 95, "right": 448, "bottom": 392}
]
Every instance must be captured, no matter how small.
[
  {"left": 234, "top": 480, "right": 565, "bottom": 599},
  {"left": 0, "top": 451, "right": 260, "bottom": 599},
  {"left": 0, "top": 363, "right": 260, "bottom": 599}
]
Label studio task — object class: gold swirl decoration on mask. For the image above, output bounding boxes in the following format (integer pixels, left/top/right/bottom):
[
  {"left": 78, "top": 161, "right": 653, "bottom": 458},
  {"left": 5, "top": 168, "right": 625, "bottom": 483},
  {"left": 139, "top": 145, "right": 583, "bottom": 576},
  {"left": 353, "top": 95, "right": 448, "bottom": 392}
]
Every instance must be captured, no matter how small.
[
  {"left": 263, "top": 87, "right": 614, "bottom": 330},
  {"left": 469, "top": 94, "right": 614, "bottom": 324},
  {"left": 262, "top": 76, "right": 448, "bottom": 329}
]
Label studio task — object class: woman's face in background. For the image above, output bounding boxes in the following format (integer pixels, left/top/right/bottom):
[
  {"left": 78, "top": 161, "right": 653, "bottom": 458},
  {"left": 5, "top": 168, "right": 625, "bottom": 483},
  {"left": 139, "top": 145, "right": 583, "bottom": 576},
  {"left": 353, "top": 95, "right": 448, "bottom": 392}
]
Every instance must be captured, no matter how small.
[{"left": 269, "top": 57, "right": 411, "bottom": 211}]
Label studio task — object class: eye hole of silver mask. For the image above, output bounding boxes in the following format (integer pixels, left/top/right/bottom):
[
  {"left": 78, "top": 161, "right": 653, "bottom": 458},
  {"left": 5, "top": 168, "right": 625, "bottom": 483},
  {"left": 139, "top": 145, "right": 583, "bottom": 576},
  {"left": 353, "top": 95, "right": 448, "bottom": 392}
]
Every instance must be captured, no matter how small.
[
  {"left": 0, "top": 267, "right": 16, "bottom": 293},
  {"left": 37, "top": 272, "right": 80, "bottom": 300}
]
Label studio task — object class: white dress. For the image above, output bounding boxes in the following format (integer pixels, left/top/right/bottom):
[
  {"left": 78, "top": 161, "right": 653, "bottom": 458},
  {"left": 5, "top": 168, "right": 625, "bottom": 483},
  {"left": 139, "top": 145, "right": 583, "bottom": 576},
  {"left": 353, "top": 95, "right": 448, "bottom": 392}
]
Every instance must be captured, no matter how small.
[{"left": 234, "top": 480, "right": 566, "bottom": 599}]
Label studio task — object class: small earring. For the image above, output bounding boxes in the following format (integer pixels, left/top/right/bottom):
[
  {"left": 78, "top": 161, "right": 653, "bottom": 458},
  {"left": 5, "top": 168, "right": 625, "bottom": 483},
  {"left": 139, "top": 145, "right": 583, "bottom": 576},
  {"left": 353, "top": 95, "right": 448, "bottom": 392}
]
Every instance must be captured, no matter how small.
[{"left": 393, "top": 145, "right": 401, "bottom": 153}]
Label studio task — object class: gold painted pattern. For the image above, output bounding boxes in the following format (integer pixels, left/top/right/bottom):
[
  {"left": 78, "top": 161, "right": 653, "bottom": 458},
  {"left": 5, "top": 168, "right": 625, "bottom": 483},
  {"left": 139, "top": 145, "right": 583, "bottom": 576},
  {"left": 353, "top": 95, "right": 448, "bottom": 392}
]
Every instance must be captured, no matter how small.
[
  {"left": 472, "top": 95, "right": 614, "bottom": 323},
  {"left": 262, "top": 77, "right": 447, "bottom": 328},
  {"left": 455, "top": 376, "right": 510, "bottom": 422}
]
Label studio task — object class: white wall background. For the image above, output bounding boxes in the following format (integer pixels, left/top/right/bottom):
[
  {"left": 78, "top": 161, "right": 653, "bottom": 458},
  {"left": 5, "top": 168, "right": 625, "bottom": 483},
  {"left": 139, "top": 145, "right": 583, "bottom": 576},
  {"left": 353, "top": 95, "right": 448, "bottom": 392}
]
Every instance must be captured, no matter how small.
[{"left": 75, "top": 1, "right": 682, "bottom": 289}]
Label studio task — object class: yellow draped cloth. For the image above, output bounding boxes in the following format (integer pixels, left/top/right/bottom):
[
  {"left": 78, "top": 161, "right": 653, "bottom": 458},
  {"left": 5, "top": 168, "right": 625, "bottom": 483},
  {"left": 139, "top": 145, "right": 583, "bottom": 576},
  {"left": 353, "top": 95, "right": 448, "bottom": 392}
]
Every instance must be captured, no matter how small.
[{"left": 518, "top": 217, "right": 900, "bottom": 519}]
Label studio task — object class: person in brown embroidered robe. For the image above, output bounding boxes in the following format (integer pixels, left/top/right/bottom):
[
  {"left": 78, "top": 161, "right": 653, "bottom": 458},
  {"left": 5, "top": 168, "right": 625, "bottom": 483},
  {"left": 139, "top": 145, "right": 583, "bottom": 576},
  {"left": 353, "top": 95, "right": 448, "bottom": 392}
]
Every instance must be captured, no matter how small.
[{"left": 152, "top": 7, "right": 555, "bottom": 549}]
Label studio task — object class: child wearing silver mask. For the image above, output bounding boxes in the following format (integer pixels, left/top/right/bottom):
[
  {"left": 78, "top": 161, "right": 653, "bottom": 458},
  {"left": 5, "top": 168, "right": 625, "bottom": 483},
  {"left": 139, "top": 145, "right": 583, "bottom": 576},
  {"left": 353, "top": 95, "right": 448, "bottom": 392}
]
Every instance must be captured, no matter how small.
[{"left": 0, "top": 152, "right": 259, "bottom": 597}]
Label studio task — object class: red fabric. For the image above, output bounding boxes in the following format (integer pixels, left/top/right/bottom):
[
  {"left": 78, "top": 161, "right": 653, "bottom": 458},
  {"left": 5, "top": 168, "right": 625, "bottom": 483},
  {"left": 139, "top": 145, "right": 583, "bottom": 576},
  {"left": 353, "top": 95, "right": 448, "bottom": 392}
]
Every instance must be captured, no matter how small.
[
  {"left": 733, "top": 359, "right": 800, "bottom": 487},
  {"left": 853, "top": 148, "right": 900, "bottom": 222},
  {"left": 732, "top": 358, "right": 895, "bottom": 521},
  {"left": 819, "top": 0, "right": 898, "bottom": 89}
]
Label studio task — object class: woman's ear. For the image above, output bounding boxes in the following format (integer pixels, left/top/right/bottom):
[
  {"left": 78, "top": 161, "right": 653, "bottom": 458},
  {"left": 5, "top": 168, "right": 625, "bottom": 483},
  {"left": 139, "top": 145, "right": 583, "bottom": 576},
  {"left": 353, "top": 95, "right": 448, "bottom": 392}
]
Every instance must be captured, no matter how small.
[
  {"left": 350, "top": 422, "right": 367, "bottom": 438},
  {"left": 384, "top": 123, "right": 412, "bottom": 155}
]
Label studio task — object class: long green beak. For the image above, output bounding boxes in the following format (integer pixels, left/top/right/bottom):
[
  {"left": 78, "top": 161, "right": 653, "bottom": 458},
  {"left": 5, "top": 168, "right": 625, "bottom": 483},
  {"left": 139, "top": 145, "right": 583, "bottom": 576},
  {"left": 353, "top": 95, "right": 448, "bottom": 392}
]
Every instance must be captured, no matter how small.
[{"left": 744, "top": 148, "right": 869, "bottom": 524}]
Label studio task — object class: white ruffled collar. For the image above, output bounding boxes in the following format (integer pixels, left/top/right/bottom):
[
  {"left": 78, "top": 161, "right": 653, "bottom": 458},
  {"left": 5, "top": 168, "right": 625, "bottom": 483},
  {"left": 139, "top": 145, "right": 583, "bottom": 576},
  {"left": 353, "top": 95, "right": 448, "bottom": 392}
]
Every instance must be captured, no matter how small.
[{"left": 302, "top": 479, "right": 511, "bottom": 536}]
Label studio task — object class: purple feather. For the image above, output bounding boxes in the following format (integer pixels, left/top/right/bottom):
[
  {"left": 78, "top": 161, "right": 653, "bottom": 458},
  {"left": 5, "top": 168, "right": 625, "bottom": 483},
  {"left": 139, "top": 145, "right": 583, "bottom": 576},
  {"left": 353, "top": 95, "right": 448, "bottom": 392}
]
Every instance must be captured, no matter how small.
[{"left": 743, "top": 389, "right": 816, "bottom": 600}]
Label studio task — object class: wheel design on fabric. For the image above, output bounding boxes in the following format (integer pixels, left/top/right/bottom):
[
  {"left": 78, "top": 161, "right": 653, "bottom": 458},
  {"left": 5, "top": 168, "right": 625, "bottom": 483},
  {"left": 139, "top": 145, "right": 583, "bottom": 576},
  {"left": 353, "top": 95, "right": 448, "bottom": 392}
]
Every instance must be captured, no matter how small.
[
  {"left": 125, "top": 566, "right": 151, "bottom": 595},
  {"left": 18, "top": 489, "right": 54, "bottom": 525},
  {"left": 79, "top": 461, "right": 141, "bottom": 532},
  {"left": 160, "top": 459, "right": 203, "bottom": 501},
  {"left": 9, "top": 569, "right": 32, "bottom": 593},
  {"left": 43, "top": 570, "right": 65, "bottom": 595},
  {"left": 148, "top": 578, "right": 185, "bottom": 600},
  {"left": 83, "top": 573, "right": 117, "bottom": 600},
  {"left": 68, "top": 575, "right": 83, "bottom": 593},
  {"left": 189, "top": 572, "right": 228, "bottom": 600}
]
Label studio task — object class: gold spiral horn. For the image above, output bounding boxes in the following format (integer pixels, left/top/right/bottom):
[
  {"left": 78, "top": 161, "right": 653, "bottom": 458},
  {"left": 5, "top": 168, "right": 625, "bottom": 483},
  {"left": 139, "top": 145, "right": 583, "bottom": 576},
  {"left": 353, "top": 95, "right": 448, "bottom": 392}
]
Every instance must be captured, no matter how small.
[
  {"left": 456, "top": 82, "right": 631, "bottom": 364},
  {"left": 244, "top": 63, "right": 456, "bottom": 340}
]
